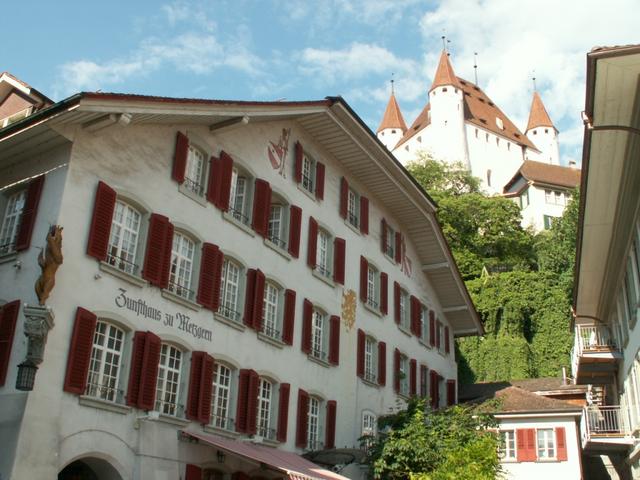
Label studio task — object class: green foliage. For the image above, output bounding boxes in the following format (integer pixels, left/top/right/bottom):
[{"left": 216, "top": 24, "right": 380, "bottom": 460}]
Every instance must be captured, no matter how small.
[
  {"left": 406, "top": 153, "right": 481, "bottom": 201},
  {"left": 368, "top": 398, "right": 500, "bottom": 480}
]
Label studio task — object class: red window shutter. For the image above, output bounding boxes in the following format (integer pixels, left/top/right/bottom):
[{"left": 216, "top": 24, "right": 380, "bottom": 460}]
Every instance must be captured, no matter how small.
[
  {"left": 516, "top": 429, "right": 527, "bottom": 462},
  {"left": 295, "top": 389, "right": 310, "bottom": 448},
  {"left": 339, "top": 177, "right": 348, "bottom": 219},
  {"left": 523, "top": 429, "right": 537, "bottom": 461},
  {"left": 196, "top": 243, "right": 220, "bottom": 310},
  {"left": 359, "top": 197, "right": 369, "bottom": 234},
  {"left": 325, "top": 400, "right": 337, "bottom": 449},
  {"left": 282, "top": 289, "right": 296, "bottom": 345},
  {"left": 217, "top": 151, "right": 234, "bottom": 211},
  {"left": 445, "top": 326, "right": 451, "bottom": 354},
  {"left": 186, "top": 351, "right": 204, "bottom": 421},
  {"left": 288, "top": 205, "right": 302, "bottom": 258},
  {"left": 333, "top": 237, "right": 346, "bottom": 284},
  {"left": 307, "top": 217, "right": 318, "bottom": 268},
  {"left": 252, "top": 269, "right": 266, "bottom": 331},
  {"left": 409, "top": 359, "right": 417, "bottom": 396},
  {"left": 251, "top": 179, "right": 271, "bottom": 237},
  {"left": 429, "top": 311, "right": 436, "bottom": 347},
  {"left": 393, "top": 348, "right": 400, "bottom": 393},
  {"left": 294, "top": 142, "right": 303, "bottom": 183},
  {"left": 556, "top": 427, "right": 567, "bottom": 461},
  {"left": 0, "top": 300, "right": 20, "bottom": 386},
  {"left": 394, "top": 282, "right": 401, "bottom": 324},
  {"left": 243, "top": 269, "right": 257, "bottom": 328},
  {"left": 15, "top": 175, "right": 45, "bottom": 251},
  {"left": 430, "top": 371, "right": 440, "bottom": 409},
  {"left": 356, "top": 329, "right": 365, "bottom": 378},
  {"left": 126, "top": 331, "right": 146, "bottom": 407},
  {"left": 206, "top": 156, "right": 220, "bottom": 205},
  {"left": 377, "top": 342, "right": 386, "bottom": 386},
  {"left": 381, "top": 219, "right": 388, "bottom": 254},
  {"left": 185, "top": 464, "right": 202, "bottom": 480},
  {"left": 436, "top": 321, "right": 442, "bottom": 349},
  {"left": 172, "top": 131, "right": 189, "bottom": 183},
  {"left": 420, "top": 365, "right": 428, "bottom": 398},
  {"left": 359, "top": 256, "right": 368, "bottom": 302},
  {"left": 86, "top": 181, "right": 116, "bottom": 261},
  {"left": 246, "top": 370, "right": 260, "bottom": 435},
  {"left": 138, "top": 332, "right": 161, "bottom": 410},
  {"left": 315, "top": 162, "right": 325, "bottom": 200},
  {"left": 198, "top": 354, "right": 215, "bottom": 424},
  {"left": 277, "top": 383, "right": 291, "bottom": 442},
  {"left": 301, "top": 299, "right": 313, "bottom": 354},
  {"left": 446, "top": 380, "right": 456, "bottom": 406},
  {"left": 236, "top": 369, "right": 250, "bottom": 433},
  {"left": 63, "top": 307, "right": 98, "bottom": 394},
  {"left": 142, "top": 214, "right": 173, "bottom": 288},
  {"left": 409, "top": 296, "right": 418, "bottom": 335},
  {"left": 395, "top": 232, "right": 402, "bottom": 264},
  {"left": 328, "top": 315, "right": 340, "bottom": 365},
  {"left": 380, "top": 272, "right": 388, "bottom": 315}
]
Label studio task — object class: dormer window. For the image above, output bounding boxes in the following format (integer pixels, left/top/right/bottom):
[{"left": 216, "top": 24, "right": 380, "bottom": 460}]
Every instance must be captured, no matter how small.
[{"left": 496, "top": 117, "right": 504, "bottom": 130}]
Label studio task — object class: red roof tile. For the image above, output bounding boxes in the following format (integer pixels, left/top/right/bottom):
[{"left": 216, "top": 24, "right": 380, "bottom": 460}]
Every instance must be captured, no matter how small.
[
  {"left": 503, "top": 160, "right": 581, "bottom": 193},
  {"left": 430, "top": 50, "right": 461, "bottom": 91},
  {"left": 377, "top": 92, "right": 407, "bottom": 133},
  {"left": 526, "top": 91, "right": 555, "bottom": 131}
]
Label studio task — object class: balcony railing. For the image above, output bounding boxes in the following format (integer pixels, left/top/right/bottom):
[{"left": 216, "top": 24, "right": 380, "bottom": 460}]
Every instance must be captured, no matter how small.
[
  {"left": 575, "top": 324, "right": 618, "bottom": 354},
  {"left": 581, "top": 406, "right": 633, "bottom": 444}
]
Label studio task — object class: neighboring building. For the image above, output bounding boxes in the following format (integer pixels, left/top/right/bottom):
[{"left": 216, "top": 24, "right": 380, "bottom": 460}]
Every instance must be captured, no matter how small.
[
  {"left": 0, "top": 71, "right": 52, "bottom": 128},
  {"left": 503, "top": 160, "right": 581, "bottom": 230},
  {"left": 0, "top": 84, "right": 482, "bottom": 479},
  {"left": 572, "top": 44, "right": 640, "bottom": 479}
]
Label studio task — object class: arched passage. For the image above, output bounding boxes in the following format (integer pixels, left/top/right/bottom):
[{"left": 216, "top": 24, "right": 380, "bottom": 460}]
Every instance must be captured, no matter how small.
[{"left": 58, "top": 457, "right": 123, "bottom": 480}]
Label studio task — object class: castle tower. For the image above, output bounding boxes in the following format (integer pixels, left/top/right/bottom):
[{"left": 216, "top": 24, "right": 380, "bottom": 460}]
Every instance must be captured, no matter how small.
[
  {"left": 427, "top": 51, "right": 470, "bottom": 167},
  {"left": 525, "top": 91, "right": 559, "bottom": 165},
  {"left": 377, "top": 82, "right": 407, "bottom": 150}
]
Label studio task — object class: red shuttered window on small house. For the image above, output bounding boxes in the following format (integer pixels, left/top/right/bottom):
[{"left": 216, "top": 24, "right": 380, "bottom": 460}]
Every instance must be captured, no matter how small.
[
  {"left": 556, "top": 427, "right": 568, "bottom": 461},
  {"left": 126, "top": 330, "right": 162, "bottom": 410},
  {"left": 142, "top": 214, "right": 174, "bottom": 289},
  {"left": 288, "top": 205, "right": 302, "bottom": 258},
  {"left": 186, "top": 351, "right": 215, "bottom": 424},
  {"left": 196, "top": 243, "right": 223, "bottom": 311},
  {"left": 516, "top": 429, "right": 537, "bottom": 462},
  {"left": 0, "top": 300, "right": 20, "bottom": 386},
  {"left": 15, "top": 174, "right": 45, "bottom": 252},
  {"left": 277, "top": 383, "right": 291, "bottom": 442},
  {"left": 63, "top": 307, "right": 98, "bottom": 394},
  {"left": 296, "top": 389, "right": 310, "bottom": 448},
  {"left": 328, "top": 315, "right": 340, "bottom": 365},
  {"left": 87, "top": 181, "right": 117, "bottom": 261},
  {"left": 325, "top": 400, "right": 337, "bottom": 449},
  {"left": 377, "top": 342, "right": 386, "bottom": 386}
]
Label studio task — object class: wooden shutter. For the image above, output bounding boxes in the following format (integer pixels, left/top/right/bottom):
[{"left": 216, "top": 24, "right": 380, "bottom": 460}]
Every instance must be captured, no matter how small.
[
  {"left": 87, "top": 181, "right": 116, "bottom": 261},
  {"left": 294, "top": 142, "right": 303, "bottom": 183},
  {"left": 446, "top": 380, "right": 456, "bottom": 406},
  {"left": 288, "top": 205, "right": 302, "bottom": 258},
  {"left": 172, "top": 131, "right": 189, "bottom": 183},
  {"left": 138, "top": 332, "right": 161, "bottom": 410},
  {"left": 0, "top": 300, "right": 20, "bottom": 386},
  {"left": 206, "top": 155, "right": 220, "bottom": 205},
  {"left": 15, "top": 175, "right": 45, "bottom": 251},
  {"left": 277, "top": 383, "right": 291, "bottom": 442},
  {"left": 410, "top": 359, "right": 418, "bottom": 396},
  {"left": 251, "top": 179, "right": 271, "bottom": 237},
  {"left": 410, "top": 296, "right": 418, "bottom": 335},
  {"left": 142, "top": 214, "right": 174, "bottom": 288},
  {"left": 186, "top": 351, "right": 205, "bottom": 421},
  {"left": 196, "top": 243, "right": 221, "bottom": 310},
  {"left": 243, "top": 269, "right": 257, "bottom": 328},
  {"left": 377, "top": 342, "right": 386, "bottom": 386},
  {"left": 556, "top": 427, "right": 567, "bottom": 461},
  {"left": 282, "top": 289, "right": 296, "bottom": 345},
  {"left": 359, "top": 256, "right": 368, "bottom": 302},
  {"left": 328, "top": 316, "right": 340, "bottom": 365},
  {"left": 295, "top": 389, "right": 310, "bottom": 448},
  {"left": 307, "top": 217, "right": 318, "bottom": 268},
  {"left": 436, "top": 321, "right": 442, "bottom": 349},
  {"left": 445, "top": 326, "right": 451, "bottom": 354},
  {"left": 217, "top": 151, "right": 234, "bottom": 211},
  {"left": 127, "top": 331, "right": 146, "bottom": 407},
  {"left": 236, "top": 369, "right": 250, "bottom": 433},
  {"left": 381, "top": 219, "right": 388, "bottom": 254},
  {"left": 252, "top": 269, "right": 266, "bottom": 332},
  {"left": 333, "top": 237, "right": 346, "bottom": 284},
  {"left": 429, "top": 311, "right": 436, "bottom": 347},
  {"left": 393, "top": 348, "right": 400, "bottom": 393},
  {"left": 359, "top": 197, "right": 369, "bottom": 234},
  {"left": 315, "top": 162, "right": 325, "bottom": 200},
  {"left": 63, "top": 307, "right": 98, "bottom": 394},
  {"left": 301, "top": 299, "right": 313, "bottom": 354},
  {"left": 246, "top": 370, "right": 259, "bottom": 435},
  {"left": 430, "top": 370, "right": 439, "bottom": 410},
  {"left": 394, "top": 282, "right": 401, "bottom": 324},
  {"left": 198, "top": 354, "right": 214, "bottom": 424},
  {"left": 339, "top": 177, "right": 348, "bottom": 219},
  {"left": 185, "top": 464, "right": 202, "bottom": 480},
  {"left": 325, "top": 400, "right": 337, "bottom": 449},
  {"left": 395, "top": 232, "right": 402, "bottom": 263},
  {"left": 420, "top": 365, "right": 428, "bottom": 398},
  {"left": 356, "top": 329, "right": 365, "bottom": 378},
  {"left": 380, "top": 272, "right": 388, "bottom": 315},
  {"left": 516, "top": 429, "right": 527, "bottom": 462}
]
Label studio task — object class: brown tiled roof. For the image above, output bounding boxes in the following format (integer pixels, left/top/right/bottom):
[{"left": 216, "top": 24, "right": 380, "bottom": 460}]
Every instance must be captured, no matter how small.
[
  {"left": 395, "top": 77, "right": 535, "bottom": 150},
  {"left": 377, "top": 92, "right": 407, "bottom": 133},
  {"left": 526, "top": 91, "right": 555, "bottom": 131},
  {"left": 430, "top": 50, "right": 461, "bottom": 91},
  {"left": 511, "top": 377, "right": 588, "bottom": 393},
  {"left": 503, "top": 160, "right": 581, "bottom": 193}
]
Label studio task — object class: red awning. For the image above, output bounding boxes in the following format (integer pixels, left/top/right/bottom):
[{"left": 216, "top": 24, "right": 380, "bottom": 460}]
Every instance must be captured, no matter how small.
[{"left": 181, "top": 431, "right": 350, "bottom": 480}]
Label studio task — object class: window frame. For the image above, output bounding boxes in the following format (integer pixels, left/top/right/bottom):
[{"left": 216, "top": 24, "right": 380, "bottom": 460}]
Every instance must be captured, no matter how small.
[
  {"left": 347, "top": 188, "right": 360, "bottom": 229},
  {"left": 0, "top": 187, "right": 27, "bottom": 256},
  {"left": 399, "top": 288, "right": 410, "bottom": 331},
  {"left": 536, "top": 428, "right": 556, "bottom": 459},
  {"left": 210, "top": 362, "right": 236, "bottom": 431},
  {"left": 500, "top": 430, "right": 517, "bottom": 461},
  {"left": 183, "top": 142, "right": 208, "bottom": 198},
  {"left": 399, "top": 354, "right": 409, "bottom": 397},
  {"left": 364, "top": 336, "right": 377, "bottom": 384},
  {"left": 155, "top": 343, "right": 184, "bottom": 417},
  {"left": 307, "top": 396, "right": 324, "bottom": 451},
  {"left": 256, "top": 377, "right": 275, "bottom": 440},
  {"left": 310, "top": 307, "right": 328, "bottom": 362},
  {"left": 218, "top": 255, "right": 245, "bottom": 325},
  {"left": 227, "top": 165, "right": 254, "bottom": 227},
  {"left": 106, "top": 199, "right": 145, "bottom": 276},
  {"left": 166, "top": 230, "right": 199, "bottom": 302},
  {"left": 261, "top": 279, "right": 285, "bottom": 342},
  {"left": 85, "top": 320, "right": 127, "bottom": 404}
]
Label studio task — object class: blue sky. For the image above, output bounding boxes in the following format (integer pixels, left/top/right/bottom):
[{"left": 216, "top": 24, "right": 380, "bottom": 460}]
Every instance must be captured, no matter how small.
[{"left": 4, "top": 0, "right": 637, "bottom": 165}]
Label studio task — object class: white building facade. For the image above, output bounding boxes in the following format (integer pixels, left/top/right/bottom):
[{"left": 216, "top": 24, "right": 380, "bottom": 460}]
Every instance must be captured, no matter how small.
[{"left": 0, "top": 91, "right": 481, "bottom": 480}]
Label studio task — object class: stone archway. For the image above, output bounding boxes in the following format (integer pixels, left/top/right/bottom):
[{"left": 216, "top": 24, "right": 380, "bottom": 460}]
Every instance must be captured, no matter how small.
[{"left": 58, "top": 457, "right": 123, "bottom": 480}]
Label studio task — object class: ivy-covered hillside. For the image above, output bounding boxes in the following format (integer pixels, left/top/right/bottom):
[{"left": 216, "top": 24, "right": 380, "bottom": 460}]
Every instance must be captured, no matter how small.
[{"left": 407, "top": 155, "right": 578, "bottom": 383}]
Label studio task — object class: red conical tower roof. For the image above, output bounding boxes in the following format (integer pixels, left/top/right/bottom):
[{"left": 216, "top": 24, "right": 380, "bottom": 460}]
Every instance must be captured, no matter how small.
[
  {"left": 377, "top": 92, "right": 407, "bottom": 133},
  {"left": 526, "top": 91, "right": 555, "bottom": 131},
  {"left": 430, "top": 50, "right": 461, "bottom": 91}
]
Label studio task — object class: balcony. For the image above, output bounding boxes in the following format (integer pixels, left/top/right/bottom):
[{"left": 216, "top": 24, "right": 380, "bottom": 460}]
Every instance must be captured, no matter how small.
[
  {"left": 572, "top": 324, "right": 622, "bottom": 384},
  {"left": 581, "top": 406, "right": 635, "bottom": 452}
]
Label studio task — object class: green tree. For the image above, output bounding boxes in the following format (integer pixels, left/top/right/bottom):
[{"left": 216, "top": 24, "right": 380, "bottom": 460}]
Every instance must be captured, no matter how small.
[{"left": 406, "top": 153, "right": 480, "bottom": 201}]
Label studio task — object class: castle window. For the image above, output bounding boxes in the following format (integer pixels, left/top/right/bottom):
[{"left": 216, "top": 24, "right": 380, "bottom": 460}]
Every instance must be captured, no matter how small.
[
  {"left": 507, "top": 142, "right": 511, "bottom": 151},
  {"left": 417, "top": 136, "right": 422, "bottom": 143},
  {"left": 442, "top": 87, "right": 448, "bottom": 92},
  {"left": 391, "top": 129, "right": 396, "bottom": 134},
  {"left": 496, "top": 138, "right": 500, "bottom": 147},
  {"left": 533, "top": 129, "right": 538, "bottom": 135},
  {"left": 475, "top": 129, "right": 479, "bottom": 138},
  {"left": 545, "top": 128, "right": 549, "bottom": 134},
  {"left": 485, "top": 133, "right": 489, "bottom": 142}
]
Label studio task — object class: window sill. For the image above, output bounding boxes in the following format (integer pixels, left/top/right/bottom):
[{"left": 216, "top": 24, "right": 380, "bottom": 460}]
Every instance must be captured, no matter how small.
[
  {"left": 344, "top": 219, "right": 362, "bottom": 236},
  {"left": 397, "top": 391, "right": 410, "bottom": 401},
  {"left": 161, "top": 289, "right": 201, "bottom": 312},
  {"left": 363, "top": 302, "right": 382, "bottom": 317},
  {"left": 178, "top": 183, "right": 208, "bottom": 207},
  {"left": 157, "top": 414, "right": 190, "bottom": 427},
  {"left": 257, "top": 331, "right": 285, "bottom": 349},
  {"left": 312, "top": 268, "right": 335, "bottom": 288},
  {"left": 264, "top": 238, "right": 292, "bottom": 261},
  {"left": 0, "top": 251, "right": 18, "bottom": 265},
  {"left": 308, "top": 354, "right": 330, "bottom": 368},
  {"left": 398, "top": 325, "right": 412, "bottom": 337},
  {"left": 383, "top": 252, "right": 398, "bottom": 267},
  {"left": 361, "top": 377, "right": 380, "bottom": 388},
  {"left": 261, "top": 437, "right": 281, "bottom": 447},
  {"left": 204, "top": 425, "right": 239, "bottom": 438},
  {"left": 297, "top": 183, "right": 318, "bottom": 202},
  {"left": 214, "top": 312, "right": 246, "bottom": 331},
  {"left": 222, "top": 211, "right": 255, "bottom": 237},
  {"left": 419, "top": 339, "right": 432, "bottom": 349},
  {"left": 79, "top": 395, "right": 131, "bottom": 415},
  {"left": 99, "top": 261, "right": 147, "bottom": 288}
]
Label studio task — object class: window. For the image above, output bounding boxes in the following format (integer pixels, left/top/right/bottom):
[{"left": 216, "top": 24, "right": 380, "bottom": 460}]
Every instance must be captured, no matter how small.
[
  {"left": 301, "top": 153, "right": 316, "bottom": 193},
  {"left": 107, "top": 200, "right": 142, "bottom": 275},
  {"left": 500, "top": 430, "right": 517, "bottom": 460},
  {"left": 361, "top": 257, "right": 386, "bottom": 313},
  {"left": 383, "top": 223, "right": 395, "bottom": 259},
  {"left": 0, "top": 189, "right": 26, "bottom": 255},
  {"left": 347, "top": 188, "right": 359, "bottom": 228},
  {"left": 219, "top": 258, "right": 243, "bottom": 323},
  {"left": 367, "top": 265, "right": 379, "bottom": 310},
  {"left": 1, "top": 107, "right": 32, "bottom": 128},
  {"left": 399, "top": 288, "right": 410, "bottom": 330},
  {"left": 545, "top": 189, "right": 565, "bottom": 206},
  {"left": 543, "top": 215, "right": 556, "bottom": 230},
  {"left": 268, "top": 203, "right": 286, "bottom": 249},
  {"left": 311, "top": 309, "right": 326, "bottom": 361},
  {"left": 437, "top": 322, "right": 445, "bottom": 353},
  {"left": 86, "top": 321, "right": 125, "bottom": 403},
  {"left": 399, "top": 354, "right": 409, "bottom": 396},
  {"left": 307, "top": 397, "right": 322, "bottom": 450},
  {"left": 229, "top": 168, "right": 251, "bottom": 225},
  {"left": 168, "top": 232, "right": 196, "bottom": 300},
  {"left": 364, "top": 336, "right": 376, "bottom": 383},
  {"left": 184, "top": 144, "right": 206, "bottom": 196},
  {"left": 316, "top": 229, "right": 331, "bottom": 278},
  {"left": 362, "top": 412, "right": 377, "bottom": 450},
  {"left": 257, "top": 378, "right": 274, "bottom": 440},
  {"left": 536, "top": 429, "right": 556, "bottom": 459},
  {"left": 155, "top": 344, "right": 183, "bottom": 416},
  {"left": 262, "top": 281, "right": 282, "bottom": 341},
  {"left": 420, "top": 306, "right": 429, "bottom": 343},
  {"left": 520, "top": 189, "right": 530, "bottom": 209},
  {"left": 486, "top": 169, "right": 492, "bottom": 187},
  {"left": 211, "top": 363, "right": 234, "bottom": 430}
]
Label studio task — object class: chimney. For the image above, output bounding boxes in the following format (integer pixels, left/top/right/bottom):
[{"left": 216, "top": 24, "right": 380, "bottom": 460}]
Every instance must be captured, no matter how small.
[{"left": 568, "top": 160, "right": 577, "bottom": 169}]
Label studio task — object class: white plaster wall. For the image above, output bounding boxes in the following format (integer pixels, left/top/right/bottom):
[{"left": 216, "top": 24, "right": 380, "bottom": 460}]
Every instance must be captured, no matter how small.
[
  {"left": 377, "top": 128, "right": 403, "bottom": 152},
  {"left": 520, "top": 185, "right": 567, "bottom": 231},
  {"left": 526, "top": 128, "right": 560, "bottom": 165}
]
